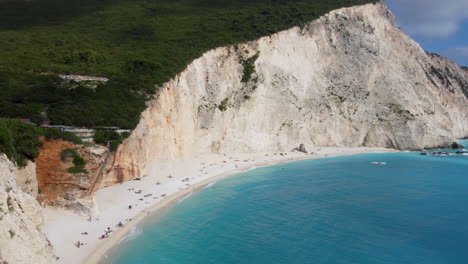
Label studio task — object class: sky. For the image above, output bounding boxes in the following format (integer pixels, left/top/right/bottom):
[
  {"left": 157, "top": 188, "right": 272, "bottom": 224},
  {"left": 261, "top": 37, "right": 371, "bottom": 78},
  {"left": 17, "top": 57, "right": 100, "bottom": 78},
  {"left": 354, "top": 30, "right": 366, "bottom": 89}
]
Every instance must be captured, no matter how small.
[{"left": 386, "top": 0, "right": 468, "bottom": 66}]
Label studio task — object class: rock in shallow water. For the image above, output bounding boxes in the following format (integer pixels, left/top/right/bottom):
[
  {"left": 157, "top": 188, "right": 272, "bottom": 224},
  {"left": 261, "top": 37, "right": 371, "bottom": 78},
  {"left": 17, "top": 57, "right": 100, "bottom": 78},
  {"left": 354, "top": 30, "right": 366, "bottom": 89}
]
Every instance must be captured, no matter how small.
[{"left": 451, "top": 142, "right": 465, "bottom": 149}]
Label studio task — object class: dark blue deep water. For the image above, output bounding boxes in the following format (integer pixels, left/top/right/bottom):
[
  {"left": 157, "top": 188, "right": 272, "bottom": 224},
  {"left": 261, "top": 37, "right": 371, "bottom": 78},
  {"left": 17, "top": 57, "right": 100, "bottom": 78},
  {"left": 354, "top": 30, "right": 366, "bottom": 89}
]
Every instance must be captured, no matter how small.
[{"left": 107, "top": 145, "right": 468, "bottom": 264}]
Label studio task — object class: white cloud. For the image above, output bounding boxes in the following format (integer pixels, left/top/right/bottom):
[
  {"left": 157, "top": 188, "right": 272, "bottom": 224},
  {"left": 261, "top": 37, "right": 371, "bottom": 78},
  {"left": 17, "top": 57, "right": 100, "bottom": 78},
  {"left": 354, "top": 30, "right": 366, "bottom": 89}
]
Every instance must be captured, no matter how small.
[
  {"left": 386, "top": 0, "right": 468, "bottom": 38},
  {"left": 440, "top": 46, "right": 468, "bottom": 66},
  {"left": 442, "top": 46, "right": 468, "bottom": 57}
]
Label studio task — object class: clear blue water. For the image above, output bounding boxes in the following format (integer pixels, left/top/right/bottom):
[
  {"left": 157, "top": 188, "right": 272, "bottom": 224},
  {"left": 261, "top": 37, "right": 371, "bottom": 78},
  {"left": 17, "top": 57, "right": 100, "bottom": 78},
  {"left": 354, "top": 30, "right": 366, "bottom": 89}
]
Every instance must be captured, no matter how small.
[{"left": 107, "top": 146, "right": 468, "bottom": 264}]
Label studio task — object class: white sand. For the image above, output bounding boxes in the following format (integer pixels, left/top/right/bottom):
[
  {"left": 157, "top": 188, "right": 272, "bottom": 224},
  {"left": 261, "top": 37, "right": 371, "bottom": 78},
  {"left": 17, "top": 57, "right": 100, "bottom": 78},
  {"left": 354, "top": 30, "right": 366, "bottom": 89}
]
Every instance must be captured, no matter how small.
[{"left": 42, "top": 147, "right": 397, "bottom": 264}]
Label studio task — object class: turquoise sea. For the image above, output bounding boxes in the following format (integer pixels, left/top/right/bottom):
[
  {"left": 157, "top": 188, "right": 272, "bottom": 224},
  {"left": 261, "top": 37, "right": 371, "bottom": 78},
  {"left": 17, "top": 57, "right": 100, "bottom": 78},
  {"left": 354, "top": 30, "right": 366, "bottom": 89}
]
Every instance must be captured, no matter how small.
[{"left": 107, "top": 141, "right": 468, "bottom": 264}]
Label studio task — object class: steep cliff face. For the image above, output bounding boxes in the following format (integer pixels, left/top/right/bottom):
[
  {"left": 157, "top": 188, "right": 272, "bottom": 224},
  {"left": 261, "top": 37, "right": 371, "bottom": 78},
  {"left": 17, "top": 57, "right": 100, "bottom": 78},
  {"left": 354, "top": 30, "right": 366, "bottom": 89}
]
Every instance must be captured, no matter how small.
[
  {"left": 36, "top": 140, "right": 108, "bottom": 215},
  {"left": 14, "top": 161, "right": 38, "bottom": 198},
  {"left": 427, "top": 52, "right": 468, "bottom": 100},
  {"left": 106, "top": 2, "right": 468, "bottom": 182},
  {"left": 0, "top": 155, "right": 56, "bottom": 264}
]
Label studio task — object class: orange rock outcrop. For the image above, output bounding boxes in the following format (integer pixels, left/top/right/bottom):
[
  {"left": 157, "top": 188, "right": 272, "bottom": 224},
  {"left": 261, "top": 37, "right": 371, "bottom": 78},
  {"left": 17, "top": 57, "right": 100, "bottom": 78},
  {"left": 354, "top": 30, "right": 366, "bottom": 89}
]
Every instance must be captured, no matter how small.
[{"left": 36, "top": 140, "right": 104, "bottom": 204}]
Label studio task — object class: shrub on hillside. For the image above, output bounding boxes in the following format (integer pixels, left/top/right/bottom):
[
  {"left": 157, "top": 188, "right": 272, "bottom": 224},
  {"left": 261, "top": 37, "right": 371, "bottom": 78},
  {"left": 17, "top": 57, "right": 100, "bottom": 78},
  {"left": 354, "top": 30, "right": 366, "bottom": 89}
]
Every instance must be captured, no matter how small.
[
  {"left": 0, "top": 118, "right": 42, "bottom": 167},
  {"left": 240, "top": 53, "right": 259, "bottom": 83},
  {"left": 72, "top": 155, "right": 86, "bottom": 167},
  {"left": 58, "top": 147, "right": 88, "bottom": 174},
  {"left": 121, "top": 131, "right": 131, "bottom": 139},
  {"left": 67, "top": 165, "right": 88, "bottom": 174},
  {"left": 93, "top": 130, "right": 125, "bottom": 152},
  {"left": 60, "top": 148, "right": 78, "bottom": 161},
  {"left": 93, "top": 130, "right": 120, "bottom": 144},
  {"left": 42, "top": 128, "right": 83, "bottom": 144},
  {"left": 109, "top": 140, "right": 121, "bottom": 152}
]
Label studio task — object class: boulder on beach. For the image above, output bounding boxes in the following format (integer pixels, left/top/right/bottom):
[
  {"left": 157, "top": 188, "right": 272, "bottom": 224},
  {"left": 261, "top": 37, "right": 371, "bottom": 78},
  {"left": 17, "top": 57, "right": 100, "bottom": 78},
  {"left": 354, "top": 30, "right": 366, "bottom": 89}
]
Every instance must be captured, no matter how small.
[{"left": 298, "top": 144, "right": 308, "bottom": 154}]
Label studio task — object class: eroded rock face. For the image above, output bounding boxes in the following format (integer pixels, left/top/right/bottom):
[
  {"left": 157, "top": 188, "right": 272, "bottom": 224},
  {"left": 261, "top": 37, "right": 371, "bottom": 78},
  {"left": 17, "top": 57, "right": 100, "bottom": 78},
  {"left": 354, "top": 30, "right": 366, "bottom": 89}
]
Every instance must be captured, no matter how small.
[
  {"left": 106, "top": 2, "right": 468, "bottom": 182},
  {"left": 0, "top": 155, "right": 56, "bottom": 264},
  {"left": 36, "top": 140, "right": 108, "bottom": 215},
  {"left": 15, "top": 161, "right": 38, "bottom": 198}
]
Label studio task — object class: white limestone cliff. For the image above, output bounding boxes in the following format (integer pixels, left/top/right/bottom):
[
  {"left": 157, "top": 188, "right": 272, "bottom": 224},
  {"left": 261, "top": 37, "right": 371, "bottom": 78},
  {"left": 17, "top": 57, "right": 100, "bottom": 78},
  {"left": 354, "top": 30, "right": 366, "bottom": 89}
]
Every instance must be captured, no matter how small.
[
  {"left": 0, "top": 155, "right": 56, "bottom": 264},
  {"left": 105, "top": 2, "right": 468, "bottom": 182},
  {"left": 15, "top": 161, "right": 39, "bottom": 198}
]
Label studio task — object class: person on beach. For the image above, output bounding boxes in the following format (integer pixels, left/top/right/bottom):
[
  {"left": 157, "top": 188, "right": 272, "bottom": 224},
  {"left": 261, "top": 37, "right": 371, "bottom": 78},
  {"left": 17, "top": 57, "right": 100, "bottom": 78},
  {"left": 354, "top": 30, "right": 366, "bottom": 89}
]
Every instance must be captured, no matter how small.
[
  {"left": 76, "top": 241, "right": 81, "bottom": 248},
  {"left": 128, "top": 205, "right": 132, "bottom": 209}
]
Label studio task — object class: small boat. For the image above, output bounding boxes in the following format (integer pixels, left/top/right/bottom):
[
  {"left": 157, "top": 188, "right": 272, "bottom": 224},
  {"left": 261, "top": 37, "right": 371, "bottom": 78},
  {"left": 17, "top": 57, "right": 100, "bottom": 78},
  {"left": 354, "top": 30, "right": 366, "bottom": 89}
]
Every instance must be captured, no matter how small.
[{"left": 370, "top": 162, "right": 386, "bottom": 165}]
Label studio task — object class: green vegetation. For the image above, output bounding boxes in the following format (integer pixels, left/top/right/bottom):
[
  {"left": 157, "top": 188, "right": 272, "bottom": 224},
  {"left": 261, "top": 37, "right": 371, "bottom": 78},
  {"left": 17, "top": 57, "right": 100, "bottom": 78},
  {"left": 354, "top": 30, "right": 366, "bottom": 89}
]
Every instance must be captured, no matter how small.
[
  {"left": 93, "top": 130, "right": 129, "bottom": 152},
  {"left": 93, "top": 130, "right": 120, "bottom": 145},
  {"left": 218, "top": 98, "right": 229, "bottom": 112},
  {"left": 60, "top": 148, "right": 88, "bottom": 174},
  {"left": 0, "top": 0, "right": 377, "bottom": 129},
  {"left": 60, "top": 148, "right": 78, "bottom": 161},
  {"left": 41, "top": 128, "right": 83, "bottom": 144},
  {"left": 68, "top": 166, "right": 89, "bottom": 174},
  {"left": 73, "top": 155, "right": 86, "bottom": 167},
  {"left": 0, "top": 118, "right": 87, "bottom": 166},
  {"left": 0, "top": 118, "right": 42, "bottom": 167},
  {"left": 241, "top": 53, "right": 260, "bottom": 83},
  {"left": 0, "top": 68, "right": 145, "bottom": 128}
]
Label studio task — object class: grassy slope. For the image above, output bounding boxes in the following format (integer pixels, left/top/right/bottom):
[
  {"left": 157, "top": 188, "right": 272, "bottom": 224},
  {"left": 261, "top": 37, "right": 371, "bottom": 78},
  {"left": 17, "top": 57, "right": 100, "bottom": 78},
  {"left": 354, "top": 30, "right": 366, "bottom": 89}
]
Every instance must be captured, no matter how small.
[{"left": 0, "top": 0, "right": 377, "bottom": 128}]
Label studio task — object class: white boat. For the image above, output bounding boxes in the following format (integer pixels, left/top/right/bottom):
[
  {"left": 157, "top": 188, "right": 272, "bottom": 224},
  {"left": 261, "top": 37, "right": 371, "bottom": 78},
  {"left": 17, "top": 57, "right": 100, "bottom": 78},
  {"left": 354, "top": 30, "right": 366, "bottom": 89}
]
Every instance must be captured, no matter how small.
[{"left": 370, "top": 162, "right": 387, "bottom": 165}]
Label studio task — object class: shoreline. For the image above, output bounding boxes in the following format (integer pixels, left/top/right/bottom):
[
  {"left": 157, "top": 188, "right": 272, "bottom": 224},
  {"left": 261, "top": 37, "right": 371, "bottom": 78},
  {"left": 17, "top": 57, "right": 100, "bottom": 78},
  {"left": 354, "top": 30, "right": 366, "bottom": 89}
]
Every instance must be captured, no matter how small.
[
  {"left": 42, "top": 148, "right": 398, "bottom": 264},
  {"left": 86, "top": 155, "right": 307, "bottom": 264}
]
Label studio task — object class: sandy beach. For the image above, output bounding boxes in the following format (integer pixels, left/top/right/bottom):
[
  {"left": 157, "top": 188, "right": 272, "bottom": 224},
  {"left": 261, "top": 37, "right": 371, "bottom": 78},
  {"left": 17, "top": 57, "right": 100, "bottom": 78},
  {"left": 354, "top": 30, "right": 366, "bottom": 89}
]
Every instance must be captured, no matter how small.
[{"left": 42, "top": 147, "right": 397, "bottom": 264}]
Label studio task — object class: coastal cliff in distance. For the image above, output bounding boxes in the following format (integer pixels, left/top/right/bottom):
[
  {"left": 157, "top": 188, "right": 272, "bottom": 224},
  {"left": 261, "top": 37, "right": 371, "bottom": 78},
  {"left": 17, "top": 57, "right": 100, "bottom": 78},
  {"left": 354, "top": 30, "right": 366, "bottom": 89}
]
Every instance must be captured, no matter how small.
[
  {"left": 0, "top": 155, "right": 56, "bottom": 264},
  {"left": 104, "top": 2, "right": 468, "bottom": 183}
]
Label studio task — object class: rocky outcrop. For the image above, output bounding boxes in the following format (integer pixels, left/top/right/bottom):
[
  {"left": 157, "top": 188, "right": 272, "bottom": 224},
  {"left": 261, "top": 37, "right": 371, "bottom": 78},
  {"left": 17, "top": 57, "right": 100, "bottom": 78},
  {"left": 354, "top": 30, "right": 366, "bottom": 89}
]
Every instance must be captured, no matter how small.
[
  {"left": 15, "top": 161, "right": 38, "bottom": 198},
  {"left": 104, "top": 2, "right": 468, "bottom": 182},
  {"left": 0, "top": 155, "right": 56, "bottom": 264},
  {"left": 451, "top": 142, "right": 464, "bottom": 149},
  {"left": 294, "top": 144, "right": 308, "bottom": 154},
  {"left": 36, "top": 140, "right": 107, "bottom": 215},
  {"left": 427, "top": 52, "right": 468, "bottom": 103},
  {"left": 462, "top": 66, "right": 468, "bottom": 75}
]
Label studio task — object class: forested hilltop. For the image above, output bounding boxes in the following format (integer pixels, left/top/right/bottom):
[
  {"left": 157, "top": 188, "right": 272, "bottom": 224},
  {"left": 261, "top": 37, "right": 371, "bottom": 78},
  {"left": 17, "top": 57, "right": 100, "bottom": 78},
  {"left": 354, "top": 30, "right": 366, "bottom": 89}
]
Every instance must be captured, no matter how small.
[{"left": 0, "top": 0, "right": 377, "bottom": 128}]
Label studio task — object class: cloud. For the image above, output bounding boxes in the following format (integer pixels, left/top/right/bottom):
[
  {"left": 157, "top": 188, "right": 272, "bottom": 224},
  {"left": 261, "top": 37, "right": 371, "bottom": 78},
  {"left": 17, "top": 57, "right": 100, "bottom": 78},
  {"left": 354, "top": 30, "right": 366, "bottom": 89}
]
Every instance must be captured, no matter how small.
[
  {"left": 441, "top": 46, "right": 468, "bottom": 65},
  {"left": 444, "top": 46, "right": 468, "bottom": 57},
  {"left": 436, "top": 46, "right": 468, "bottom": 66},
  {"left": 386, "top": 0, "right": 468, "bottom": 38}
]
